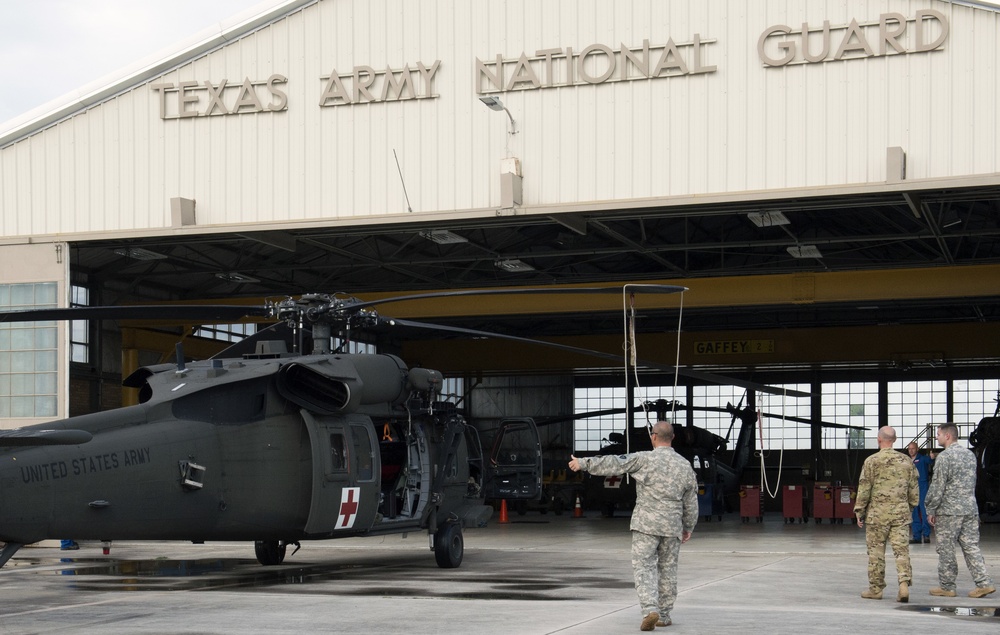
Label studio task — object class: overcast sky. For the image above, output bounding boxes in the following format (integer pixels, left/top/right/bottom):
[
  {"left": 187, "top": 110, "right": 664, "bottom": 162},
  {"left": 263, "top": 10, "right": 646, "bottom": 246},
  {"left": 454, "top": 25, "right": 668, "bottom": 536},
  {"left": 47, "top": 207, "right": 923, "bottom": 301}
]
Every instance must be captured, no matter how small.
[{"left": 0, "top": 0, "right": 276, "bottom": 127}]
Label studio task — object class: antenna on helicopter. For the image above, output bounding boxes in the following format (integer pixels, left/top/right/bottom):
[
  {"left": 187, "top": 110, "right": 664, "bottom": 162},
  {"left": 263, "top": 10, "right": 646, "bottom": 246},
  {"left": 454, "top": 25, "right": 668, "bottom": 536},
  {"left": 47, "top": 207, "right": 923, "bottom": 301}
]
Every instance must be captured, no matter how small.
[{"left": 174, "top": 342, "right": 188, "bottom": 376}]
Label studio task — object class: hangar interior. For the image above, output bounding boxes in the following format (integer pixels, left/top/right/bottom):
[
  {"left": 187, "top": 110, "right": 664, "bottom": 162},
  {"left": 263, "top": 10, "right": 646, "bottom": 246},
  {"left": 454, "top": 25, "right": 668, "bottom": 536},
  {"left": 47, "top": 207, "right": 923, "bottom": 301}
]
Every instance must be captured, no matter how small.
[{"left": 60, "top": 179, "right": 1000, "bottom": 515}]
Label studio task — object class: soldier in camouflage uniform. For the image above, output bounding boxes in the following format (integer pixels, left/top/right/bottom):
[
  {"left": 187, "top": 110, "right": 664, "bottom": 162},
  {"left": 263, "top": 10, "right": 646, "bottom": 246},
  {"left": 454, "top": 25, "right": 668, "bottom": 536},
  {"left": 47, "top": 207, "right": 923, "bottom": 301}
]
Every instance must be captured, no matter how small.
[
  {"left": 569, "top": 421, "right": 697, "bottom": 632},
  {"left": 924, "top": 423, "right": 996, "bottom": 598},
  {"left": 853, "top": 425, "right": 918, "bottom": 602}
]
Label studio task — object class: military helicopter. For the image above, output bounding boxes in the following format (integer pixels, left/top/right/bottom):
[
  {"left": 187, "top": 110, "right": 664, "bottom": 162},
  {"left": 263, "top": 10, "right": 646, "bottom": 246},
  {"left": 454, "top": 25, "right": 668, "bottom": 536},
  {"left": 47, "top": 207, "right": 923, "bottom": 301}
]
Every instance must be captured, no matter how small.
[
  {"left": 969, "top": 392, "right": 1000, "bottom": 517},
  {"left": 2, "top": 284, "right": 740, "bottom": 570},
  {"left": 575, "top": 395, "right": 866, "bottom": 518}
]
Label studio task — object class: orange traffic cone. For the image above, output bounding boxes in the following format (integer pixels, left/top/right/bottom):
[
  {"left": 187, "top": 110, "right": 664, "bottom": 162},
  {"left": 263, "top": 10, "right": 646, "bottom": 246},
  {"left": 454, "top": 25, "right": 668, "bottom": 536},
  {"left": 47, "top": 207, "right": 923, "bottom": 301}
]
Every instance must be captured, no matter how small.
[
  {"left": 573, "top": 494, "right": 584, "bottom": 518},
  {"left": 499, "top": 499, "right": 510, "bottom": 524}
]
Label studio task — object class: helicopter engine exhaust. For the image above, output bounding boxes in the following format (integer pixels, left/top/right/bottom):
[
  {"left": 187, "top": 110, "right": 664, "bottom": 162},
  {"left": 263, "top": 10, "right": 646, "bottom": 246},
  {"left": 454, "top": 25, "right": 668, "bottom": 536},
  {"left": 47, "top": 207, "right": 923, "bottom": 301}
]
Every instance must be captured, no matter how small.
[{"left": 275, "top": 354, "right": 411, "bottom": 414}]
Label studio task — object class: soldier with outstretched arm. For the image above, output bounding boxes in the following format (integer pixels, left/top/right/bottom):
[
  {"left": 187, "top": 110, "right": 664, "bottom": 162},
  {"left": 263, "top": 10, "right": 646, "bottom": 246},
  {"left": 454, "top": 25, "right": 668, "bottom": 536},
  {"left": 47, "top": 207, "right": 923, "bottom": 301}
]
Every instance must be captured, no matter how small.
[{"left": 569, "top": 421, "right": 697, "bottom": 631}]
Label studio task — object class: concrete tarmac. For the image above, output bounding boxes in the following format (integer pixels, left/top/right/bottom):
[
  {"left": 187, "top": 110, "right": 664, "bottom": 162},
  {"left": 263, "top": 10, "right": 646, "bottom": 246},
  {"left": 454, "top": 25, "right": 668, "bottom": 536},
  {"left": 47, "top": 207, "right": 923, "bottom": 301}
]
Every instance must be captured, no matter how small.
[{"left": 0, "top": 511, "right": 997, "bottom": 634}]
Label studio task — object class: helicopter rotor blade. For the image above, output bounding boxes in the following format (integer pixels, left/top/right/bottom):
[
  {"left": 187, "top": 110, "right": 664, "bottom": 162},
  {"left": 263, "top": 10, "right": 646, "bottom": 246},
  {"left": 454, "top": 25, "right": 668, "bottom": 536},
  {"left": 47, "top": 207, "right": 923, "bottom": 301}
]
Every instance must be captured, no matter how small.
[
  {"left": 758, "top": 411, "right": 867, "bottom": 431},
  {"left": 387, "top": 317, "right": 810, "bottom": 398},
  {"left": 0, "top": 305, "right": 270, "bottom": 324},
  {"left": 0, "top": 285, "right": 686, "bottom": 327},
  {"left": 347, "top": 284, "right": 688, "bottom": 311}
]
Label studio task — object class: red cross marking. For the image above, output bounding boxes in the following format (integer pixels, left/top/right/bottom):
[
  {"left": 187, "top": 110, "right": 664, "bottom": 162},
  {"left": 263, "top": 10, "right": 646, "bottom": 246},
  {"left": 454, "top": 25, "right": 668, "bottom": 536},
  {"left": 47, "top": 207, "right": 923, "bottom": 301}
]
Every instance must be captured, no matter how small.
[
  {"left": 605, "top": 475, "right": 623, "bottom": 488},
  {"left": 338, "top": 487, "right": 360, "bottom": 529}
]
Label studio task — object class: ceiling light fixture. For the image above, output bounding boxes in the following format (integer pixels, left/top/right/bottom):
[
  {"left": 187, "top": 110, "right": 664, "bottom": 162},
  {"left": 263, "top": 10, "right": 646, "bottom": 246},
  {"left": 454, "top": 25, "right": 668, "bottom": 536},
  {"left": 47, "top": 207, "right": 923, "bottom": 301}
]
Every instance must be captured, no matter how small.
[
  {"left": 494, "top": 258, "right": 535, "bottom": 272},
  {"left": 420, "top": 230, "right": 468, "bottom": 244},
  {"left": 114, "top": 247, "right": 168, "bottom": 261},
  {"left": 747, "top": 211, "right": 790, "bottom": 227},
  {"left": 787, "top": 245, "right": 823, "bottom": 259},
  {"left": 215, "top": 272, "right": 260, "bottom": 283}
]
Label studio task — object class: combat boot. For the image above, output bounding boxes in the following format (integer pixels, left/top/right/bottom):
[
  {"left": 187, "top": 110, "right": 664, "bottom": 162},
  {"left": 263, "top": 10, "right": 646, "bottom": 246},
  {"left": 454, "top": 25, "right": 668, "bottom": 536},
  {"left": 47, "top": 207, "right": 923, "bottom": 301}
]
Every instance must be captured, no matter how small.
[
  {"left": 929, "top": 587, "right": 956, "bottom": 597},
  {"left": 969, "top": 586, "right": 996, "bottom": 598},
  {"left": 640, "top": 612, "right": 659, "bottom": 631},
  {"left": 897, "top": 581, "right": 909, "bottom": 603},
  {"left": 861, "top": 588, "right": 883, "bottom": 600}
]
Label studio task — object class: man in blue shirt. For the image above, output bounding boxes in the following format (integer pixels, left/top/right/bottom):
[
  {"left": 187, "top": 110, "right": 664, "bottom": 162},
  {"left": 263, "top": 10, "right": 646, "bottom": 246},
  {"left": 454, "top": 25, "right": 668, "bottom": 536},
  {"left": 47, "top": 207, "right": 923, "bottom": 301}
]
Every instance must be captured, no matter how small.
[{"left": 907, "top": 442, "right": 933, "bottom": 544}]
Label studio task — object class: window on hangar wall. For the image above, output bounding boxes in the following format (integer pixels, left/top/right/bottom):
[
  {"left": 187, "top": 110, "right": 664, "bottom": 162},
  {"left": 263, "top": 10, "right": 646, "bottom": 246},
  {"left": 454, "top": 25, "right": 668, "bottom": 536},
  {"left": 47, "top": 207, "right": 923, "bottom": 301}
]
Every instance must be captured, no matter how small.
[
  {"left": 70, "top": 284, "right": 89, "bottom": 364},
  {"left": 0, "top": 282, "right": 59, "bottom": 418}
]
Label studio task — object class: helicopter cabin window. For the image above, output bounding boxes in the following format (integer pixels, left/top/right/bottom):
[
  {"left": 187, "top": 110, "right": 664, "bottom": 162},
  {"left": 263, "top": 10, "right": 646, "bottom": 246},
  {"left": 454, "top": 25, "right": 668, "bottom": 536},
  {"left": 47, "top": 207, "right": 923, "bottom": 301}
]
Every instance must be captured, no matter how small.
[
  {"left": 350, "top": 424, "right": 375, "bottom": 481},
  {"left": 329, "top": 433, "right": 347, "bottom": 471},
  {"left": 491, "top": 421, "right": 537, "bottom": 466},
  {"left": 0, "top": 282, "right": 59, "bottom": 418}
]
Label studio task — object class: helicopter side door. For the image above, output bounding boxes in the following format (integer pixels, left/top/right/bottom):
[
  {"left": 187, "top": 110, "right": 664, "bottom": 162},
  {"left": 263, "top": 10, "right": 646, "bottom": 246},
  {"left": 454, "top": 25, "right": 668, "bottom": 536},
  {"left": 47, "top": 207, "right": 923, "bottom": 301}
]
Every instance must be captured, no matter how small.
[
  {"left": 301, "top": 411, "right": 380, "bottom": 535},
  {"left": 482, "top": 417, "right": 542, "bottom": 500}
]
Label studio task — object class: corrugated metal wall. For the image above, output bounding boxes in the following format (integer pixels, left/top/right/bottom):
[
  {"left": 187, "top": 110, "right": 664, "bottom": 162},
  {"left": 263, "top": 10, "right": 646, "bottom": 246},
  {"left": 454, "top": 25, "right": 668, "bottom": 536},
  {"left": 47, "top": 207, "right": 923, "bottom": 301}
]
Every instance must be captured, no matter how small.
[{"left": 1, "top": 0, "right": 997, "bottom": 239}]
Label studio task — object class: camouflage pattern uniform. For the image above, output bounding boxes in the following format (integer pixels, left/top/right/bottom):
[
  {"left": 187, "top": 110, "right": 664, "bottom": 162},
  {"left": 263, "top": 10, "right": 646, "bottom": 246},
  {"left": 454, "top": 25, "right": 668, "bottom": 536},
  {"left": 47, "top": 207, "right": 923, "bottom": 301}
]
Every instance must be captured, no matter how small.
[
  {"left": 853, "top": 447, "right": 919, "bottom": 592},
  {"left": 924, "top": 443, "right": 995, "bottom": 591},
  {"left": 576, "top": 446, "right": 698, "bottom": 620}
]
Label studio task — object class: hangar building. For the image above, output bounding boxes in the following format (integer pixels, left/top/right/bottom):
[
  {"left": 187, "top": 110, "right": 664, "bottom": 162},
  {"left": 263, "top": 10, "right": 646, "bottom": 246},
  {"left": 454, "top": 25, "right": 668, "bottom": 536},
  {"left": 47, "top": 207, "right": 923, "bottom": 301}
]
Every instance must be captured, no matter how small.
[{"left": 1, "top": 0, "right": 999, "bottom": 507}]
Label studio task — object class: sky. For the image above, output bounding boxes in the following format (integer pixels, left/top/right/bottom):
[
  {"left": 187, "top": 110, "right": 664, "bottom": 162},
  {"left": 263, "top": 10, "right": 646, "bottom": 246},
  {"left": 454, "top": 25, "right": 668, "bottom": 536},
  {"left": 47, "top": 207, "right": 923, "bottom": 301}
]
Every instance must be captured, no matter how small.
[{"left": 0, "top": 0, "right": 279, "bottom": 127}]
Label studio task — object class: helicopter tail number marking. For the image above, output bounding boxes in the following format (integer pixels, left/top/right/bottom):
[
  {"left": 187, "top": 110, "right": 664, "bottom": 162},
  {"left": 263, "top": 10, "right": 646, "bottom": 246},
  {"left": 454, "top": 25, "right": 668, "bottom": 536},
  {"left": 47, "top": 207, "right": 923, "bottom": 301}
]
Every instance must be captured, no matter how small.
[{"left": 336, "top": 487, "right": 361, "bottom": 529}]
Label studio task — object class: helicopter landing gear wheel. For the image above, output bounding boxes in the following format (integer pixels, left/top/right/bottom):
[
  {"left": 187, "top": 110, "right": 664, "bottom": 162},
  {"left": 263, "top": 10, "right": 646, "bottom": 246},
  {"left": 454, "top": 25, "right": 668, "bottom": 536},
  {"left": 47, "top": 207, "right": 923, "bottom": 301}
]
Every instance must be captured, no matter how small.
[
  {"left": 434, "top": 521, "right": 464, "bottom": 569},
  {"left": 255, "top": 540, "right": 287, "bottom": 566}
]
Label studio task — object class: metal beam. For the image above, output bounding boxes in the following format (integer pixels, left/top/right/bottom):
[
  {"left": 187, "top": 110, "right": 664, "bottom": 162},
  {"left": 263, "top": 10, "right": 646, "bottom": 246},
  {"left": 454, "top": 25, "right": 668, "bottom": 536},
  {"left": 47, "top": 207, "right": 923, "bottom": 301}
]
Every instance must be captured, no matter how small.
[
  {"left": 401, "top": 322, "right": 1000, "bottom": 374},
  {"left": 354, "top": 264, "right": 1000, "bottom": 318}
]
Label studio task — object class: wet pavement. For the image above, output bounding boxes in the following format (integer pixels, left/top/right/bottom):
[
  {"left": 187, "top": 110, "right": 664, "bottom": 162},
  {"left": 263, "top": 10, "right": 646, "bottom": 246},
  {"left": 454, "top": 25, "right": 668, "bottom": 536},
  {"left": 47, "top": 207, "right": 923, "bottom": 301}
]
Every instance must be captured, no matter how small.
[{"left": 0, "top": 512, "right": 998, "bottom": 634}]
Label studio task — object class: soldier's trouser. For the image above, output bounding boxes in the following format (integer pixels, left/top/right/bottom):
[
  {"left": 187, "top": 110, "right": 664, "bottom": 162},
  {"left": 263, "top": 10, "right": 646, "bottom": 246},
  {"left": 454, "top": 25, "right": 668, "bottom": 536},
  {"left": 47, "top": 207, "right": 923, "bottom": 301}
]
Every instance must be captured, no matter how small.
[
  {"left": 866, "top": 521, "right": 912, "bottom": 590},
  {"left": 934, "top": 514, "right": 994, "bottom": 590},
  {"left": 631, "top": 531, "right": 681, "bottom": 617}
]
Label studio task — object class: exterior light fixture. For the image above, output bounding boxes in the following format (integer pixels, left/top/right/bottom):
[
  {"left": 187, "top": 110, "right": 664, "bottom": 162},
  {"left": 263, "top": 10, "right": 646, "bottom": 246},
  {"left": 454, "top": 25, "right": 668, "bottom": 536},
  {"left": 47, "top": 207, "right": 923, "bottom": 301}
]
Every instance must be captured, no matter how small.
[{"left": 479, "top": 95, "right": 517, "bottom": 134}]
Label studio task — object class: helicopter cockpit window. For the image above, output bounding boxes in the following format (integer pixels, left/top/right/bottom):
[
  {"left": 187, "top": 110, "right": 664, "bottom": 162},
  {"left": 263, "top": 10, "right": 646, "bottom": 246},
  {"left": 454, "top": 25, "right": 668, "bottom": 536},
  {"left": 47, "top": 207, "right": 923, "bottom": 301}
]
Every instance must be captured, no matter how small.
[
  {"left": 329, "top": 433, "right": 347, "bottom": 471},
  {"left": 491, "top": 422, "right": 537, "bottom": 466}
]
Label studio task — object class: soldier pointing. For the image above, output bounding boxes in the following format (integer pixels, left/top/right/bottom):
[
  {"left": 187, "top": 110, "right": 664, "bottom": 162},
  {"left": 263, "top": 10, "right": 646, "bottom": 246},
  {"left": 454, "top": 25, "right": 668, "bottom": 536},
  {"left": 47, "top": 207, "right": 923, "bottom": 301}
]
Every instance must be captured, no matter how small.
[{"left": 570, "top": 420, "right": 698, "bottom": 631}]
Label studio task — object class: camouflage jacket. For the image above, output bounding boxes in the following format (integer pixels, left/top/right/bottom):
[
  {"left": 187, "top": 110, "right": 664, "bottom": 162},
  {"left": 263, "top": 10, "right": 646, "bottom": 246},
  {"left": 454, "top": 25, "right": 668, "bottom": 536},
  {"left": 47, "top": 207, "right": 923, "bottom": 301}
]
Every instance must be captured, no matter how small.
[
  {"left": 924, "top": 443, "right": 979, "bottom": 516},
  {"left": 854, "top": 447, "right": 919, "bottom": 525},
  {"left": 577, "top": 446, "right": 698, "bottom": 538}
]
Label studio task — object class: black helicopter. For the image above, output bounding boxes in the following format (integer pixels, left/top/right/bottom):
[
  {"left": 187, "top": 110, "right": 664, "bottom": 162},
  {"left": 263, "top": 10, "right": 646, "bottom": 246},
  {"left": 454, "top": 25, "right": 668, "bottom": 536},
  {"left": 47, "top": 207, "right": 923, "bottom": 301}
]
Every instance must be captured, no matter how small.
[
  {"left": 576, "top": 395, "right": 867, "bottom": 518},
  {"left": 970, "top": 392, "right": 1000, "bottom": 517},
  {"left": 2, "top": 285, "right": 737, "bottom": 570}
]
